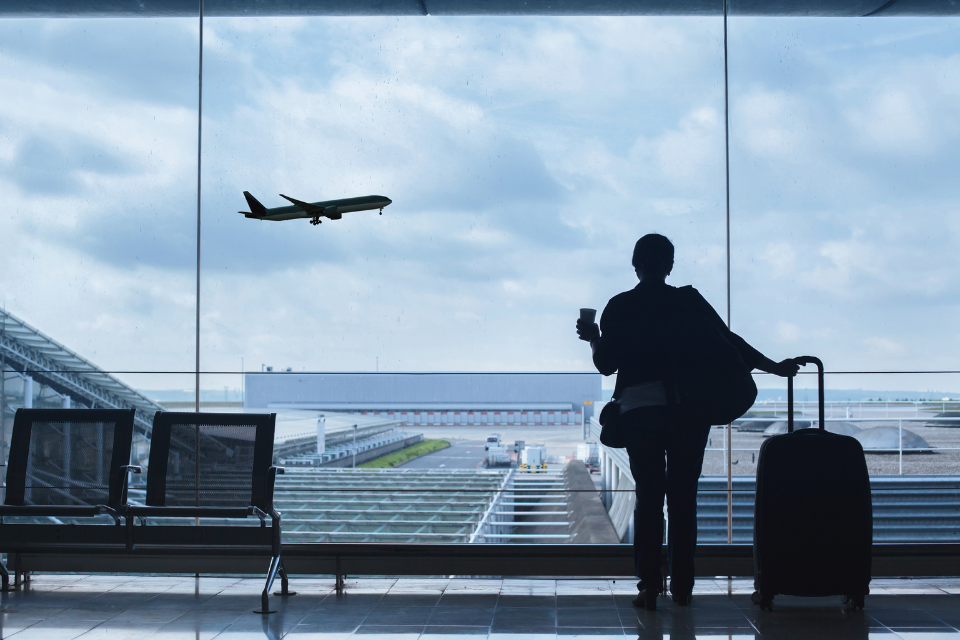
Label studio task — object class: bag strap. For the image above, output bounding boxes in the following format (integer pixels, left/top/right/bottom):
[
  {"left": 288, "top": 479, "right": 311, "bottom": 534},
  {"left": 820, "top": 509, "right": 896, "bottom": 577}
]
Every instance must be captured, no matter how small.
[{"left": 662, "top": 285, "right": 697, "bottom": 407}]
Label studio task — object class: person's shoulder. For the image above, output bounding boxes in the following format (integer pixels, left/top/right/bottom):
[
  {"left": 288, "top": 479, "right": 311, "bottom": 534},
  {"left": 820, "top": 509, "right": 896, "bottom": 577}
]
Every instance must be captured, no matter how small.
[
  {"left": 601, "top": 289, "right": 637, "bottom": 322},
  {"left": 607, "top": 289, "right": 636, "bottom": 306},
  {"left": 674, "top": 284, "right": 704, "bottom": 300}
]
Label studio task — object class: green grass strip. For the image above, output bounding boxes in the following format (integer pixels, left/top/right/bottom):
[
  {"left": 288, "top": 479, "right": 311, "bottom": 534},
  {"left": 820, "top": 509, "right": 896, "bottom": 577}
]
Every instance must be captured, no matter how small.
[{"left": 359, "top": 439, "right": 451, "bottom": 469}]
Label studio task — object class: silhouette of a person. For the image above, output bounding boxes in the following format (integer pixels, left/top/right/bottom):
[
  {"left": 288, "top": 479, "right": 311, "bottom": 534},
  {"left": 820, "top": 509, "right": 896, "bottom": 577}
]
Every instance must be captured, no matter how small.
[{"left": 576, "top": 233, "right": 797, "bottom": 610}]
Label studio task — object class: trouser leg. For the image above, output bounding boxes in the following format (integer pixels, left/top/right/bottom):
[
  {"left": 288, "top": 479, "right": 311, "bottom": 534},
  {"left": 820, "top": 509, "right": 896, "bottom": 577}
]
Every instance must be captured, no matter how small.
[
  {"left": 665, "top": 422, "right": 711, "bottom": 596},
  {"left": 627, "top": 413, "right": 669, "bottom": 591}
]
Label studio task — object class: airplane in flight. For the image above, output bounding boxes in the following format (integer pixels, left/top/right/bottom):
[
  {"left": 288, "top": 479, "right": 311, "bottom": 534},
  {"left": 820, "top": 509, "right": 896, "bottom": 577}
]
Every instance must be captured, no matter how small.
[{"left": 240, "top": 191, "right": 392, "bottom": 226}]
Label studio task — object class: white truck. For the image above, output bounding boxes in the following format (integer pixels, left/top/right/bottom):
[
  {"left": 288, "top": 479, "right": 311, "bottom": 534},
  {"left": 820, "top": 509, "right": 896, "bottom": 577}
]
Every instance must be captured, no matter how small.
[
  {"left": 520, "top": 445, "right": 547, "bottom": 471},
  {"left": 486, "top": 446, "right": 512, "bottom": 467},
  {"left": 577, "top": 442, "right": 600, "bottom": 473},
  {"left": 484, "top": 433, "right": 502, "bottom": 450}
]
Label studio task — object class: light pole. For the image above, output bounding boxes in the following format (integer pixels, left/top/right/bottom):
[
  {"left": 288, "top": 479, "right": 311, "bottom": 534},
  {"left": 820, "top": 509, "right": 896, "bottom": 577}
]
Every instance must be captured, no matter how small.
[{"left": 352, "top": 424, "right": 358, "bottom": 468}]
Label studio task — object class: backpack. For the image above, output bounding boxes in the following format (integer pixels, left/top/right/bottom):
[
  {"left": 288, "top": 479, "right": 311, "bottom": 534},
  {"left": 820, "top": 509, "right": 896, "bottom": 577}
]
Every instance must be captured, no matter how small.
[{"left": 664, "top": 286, "right": 757, "bottom": 426}]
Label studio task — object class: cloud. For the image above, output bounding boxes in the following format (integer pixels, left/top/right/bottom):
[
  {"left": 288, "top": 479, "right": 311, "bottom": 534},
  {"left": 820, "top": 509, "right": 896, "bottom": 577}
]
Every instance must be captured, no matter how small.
[
  {"left": 6, "top": 135, "right": 129, "bottom": 195},
  {"left": 655, "top": 107, "right": 721, "bottom": 184},
  {"left": 845, "top": 89, "right": 932, "bottom": 155},
  {"left": 1, "top": 16, "right": 959, "bottom": 385},
  {"left": 759, "top": 243, "right": 797, "bottom": 279}
]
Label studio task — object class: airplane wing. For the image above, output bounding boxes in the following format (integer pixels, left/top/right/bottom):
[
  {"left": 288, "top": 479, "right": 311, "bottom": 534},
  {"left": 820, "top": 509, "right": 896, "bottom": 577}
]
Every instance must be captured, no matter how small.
[{"left": 279, "top": 194, "right": 323, "bottom": 213}]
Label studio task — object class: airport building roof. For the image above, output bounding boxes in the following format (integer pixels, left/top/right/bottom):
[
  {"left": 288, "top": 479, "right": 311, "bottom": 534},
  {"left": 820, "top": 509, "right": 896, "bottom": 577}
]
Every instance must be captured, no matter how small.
[{"left": 244, "top": 372, "right": 601, "bottom": 416}]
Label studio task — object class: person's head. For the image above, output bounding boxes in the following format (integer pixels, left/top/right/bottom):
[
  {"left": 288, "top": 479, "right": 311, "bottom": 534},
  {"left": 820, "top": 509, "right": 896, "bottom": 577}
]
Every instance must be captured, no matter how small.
[{"left": 632, "top": 234, "right": 674, "bottom": 281}]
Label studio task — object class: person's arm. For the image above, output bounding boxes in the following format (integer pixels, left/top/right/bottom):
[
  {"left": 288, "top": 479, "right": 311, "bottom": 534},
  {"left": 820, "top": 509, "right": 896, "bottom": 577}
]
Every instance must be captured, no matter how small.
[
  {"left": 690, "top": 289, "right": 798, "bottom": 377},
  {"left": 591, "top": 308, "right": 620, "bottom": 376},
  {"left": 576, "top": 298, "right": 623, "bottom": 376}
]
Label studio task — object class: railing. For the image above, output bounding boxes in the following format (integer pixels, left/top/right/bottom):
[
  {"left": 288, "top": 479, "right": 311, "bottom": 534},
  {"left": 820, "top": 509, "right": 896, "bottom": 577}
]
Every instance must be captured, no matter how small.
[
  {"left": 696, "top": 476, "right": 960, "bottom": 543},
  {"left": 592, "top": 415, "right": 960, "bottom": 543},
  {"left": 718, "top": 416, "right": 960, "bottom": 475}
]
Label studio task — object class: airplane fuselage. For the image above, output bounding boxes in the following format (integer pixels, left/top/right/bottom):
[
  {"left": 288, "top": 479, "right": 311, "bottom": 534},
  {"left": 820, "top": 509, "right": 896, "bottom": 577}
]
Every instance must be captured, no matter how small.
[{"left": 245, "top": 195, "right": 392, "bottom": 221}]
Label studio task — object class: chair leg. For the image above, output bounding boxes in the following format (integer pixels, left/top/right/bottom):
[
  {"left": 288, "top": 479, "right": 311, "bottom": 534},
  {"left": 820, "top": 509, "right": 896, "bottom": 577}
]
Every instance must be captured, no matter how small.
[
  {"left": 273, "top": 560, "right": 296, "bottom": 597},
  {"left": 255, "top": 556, "right": 282, "bottom": 614},
  {"left": 0, "top": 555, "right": 10, "bottom": 592},
  {"left": 335, "top": 555, "right": 345, "bottom": 593}
]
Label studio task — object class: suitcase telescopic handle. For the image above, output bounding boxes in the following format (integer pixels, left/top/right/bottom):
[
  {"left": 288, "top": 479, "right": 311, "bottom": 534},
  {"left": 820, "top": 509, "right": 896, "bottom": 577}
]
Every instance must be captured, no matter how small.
[{"left": 787, "top": 356, "right": 825, "bottom": 433}]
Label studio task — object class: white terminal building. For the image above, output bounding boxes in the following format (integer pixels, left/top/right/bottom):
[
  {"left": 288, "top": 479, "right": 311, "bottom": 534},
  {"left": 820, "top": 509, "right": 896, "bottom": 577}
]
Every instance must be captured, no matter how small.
[{"left": 243, "top": 372, "right": 602, "bottom": 426}]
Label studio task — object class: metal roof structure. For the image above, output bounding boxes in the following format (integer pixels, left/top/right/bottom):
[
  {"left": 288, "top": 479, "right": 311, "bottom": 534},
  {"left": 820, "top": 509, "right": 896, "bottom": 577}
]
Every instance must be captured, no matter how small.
[
  {"left": 3, "top": 0, "right": 958, "bottom": 16},
  {"left": 133, "top": 468, "right": 573, "bottom": 544},
  {"left": 275, "top": 469, "right": 510, "bottom": 543},
  {"left": 0, "top": 307, "right": 164, "bottom": 436},
  {"left": 273, "top": 468, "right": 571, "bottom": 543}
]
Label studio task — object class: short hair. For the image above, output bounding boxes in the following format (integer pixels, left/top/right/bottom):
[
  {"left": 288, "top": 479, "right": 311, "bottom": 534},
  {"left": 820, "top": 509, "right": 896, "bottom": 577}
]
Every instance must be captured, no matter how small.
[{"left": 632, "top": 234, "right": 675, "bottom": 275}]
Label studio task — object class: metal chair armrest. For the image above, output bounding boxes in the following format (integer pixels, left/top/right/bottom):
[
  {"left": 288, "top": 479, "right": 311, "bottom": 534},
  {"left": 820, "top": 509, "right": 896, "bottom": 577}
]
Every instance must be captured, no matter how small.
[
  {"left": 248, "top": 506, "right": 268, "bottom": 526},
  {"left": 116, "top": 465, "right": 144, "bottom": 510},
  {"left": 264, "top": 466, "right": 285, "bottom": 512},
  {"left": 95, "top": 505, "right": 121, "bottom": 525}
]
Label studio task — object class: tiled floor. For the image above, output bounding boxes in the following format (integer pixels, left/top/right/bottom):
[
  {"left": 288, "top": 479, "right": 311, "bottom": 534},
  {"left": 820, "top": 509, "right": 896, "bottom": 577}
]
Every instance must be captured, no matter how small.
[{"left": 2, "top": 575, "right": 960, "bottom": 638}]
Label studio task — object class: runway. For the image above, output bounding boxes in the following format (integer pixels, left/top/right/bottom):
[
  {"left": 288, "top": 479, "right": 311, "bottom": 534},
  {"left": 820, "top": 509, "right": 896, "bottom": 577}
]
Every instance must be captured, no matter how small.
[{"left": 398, "top": 439, "right": 510, "bottom": 470}]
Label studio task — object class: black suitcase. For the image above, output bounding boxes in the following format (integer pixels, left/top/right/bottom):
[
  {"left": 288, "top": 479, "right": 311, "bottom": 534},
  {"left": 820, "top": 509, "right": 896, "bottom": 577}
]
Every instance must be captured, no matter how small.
[{"left": 752, "top": 356, "right": 872, "bottom": 611}]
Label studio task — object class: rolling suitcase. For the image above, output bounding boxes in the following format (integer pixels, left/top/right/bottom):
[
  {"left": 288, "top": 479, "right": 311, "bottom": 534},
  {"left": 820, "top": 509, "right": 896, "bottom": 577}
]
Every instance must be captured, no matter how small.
[{"left": 752, "top": 356, "right": 872, "bottom": 611}]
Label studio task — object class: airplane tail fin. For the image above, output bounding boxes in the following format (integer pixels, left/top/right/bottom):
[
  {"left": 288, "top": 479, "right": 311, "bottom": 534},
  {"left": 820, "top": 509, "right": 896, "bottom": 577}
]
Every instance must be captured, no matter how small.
[{"left": 243, "top": 191, "right": 268, "bottom": 217}]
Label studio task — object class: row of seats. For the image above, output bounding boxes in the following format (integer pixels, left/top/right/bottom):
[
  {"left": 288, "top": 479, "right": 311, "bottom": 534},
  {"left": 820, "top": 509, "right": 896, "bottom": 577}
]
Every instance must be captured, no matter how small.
[{"left": 0, "top": 408, "right": 291, "bottom": 614}]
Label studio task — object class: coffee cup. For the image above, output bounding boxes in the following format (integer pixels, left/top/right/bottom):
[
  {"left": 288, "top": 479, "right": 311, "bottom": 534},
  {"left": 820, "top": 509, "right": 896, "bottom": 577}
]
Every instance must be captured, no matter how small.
[{"left": 579, "top": 308, "right": 597, "bottom": 324}]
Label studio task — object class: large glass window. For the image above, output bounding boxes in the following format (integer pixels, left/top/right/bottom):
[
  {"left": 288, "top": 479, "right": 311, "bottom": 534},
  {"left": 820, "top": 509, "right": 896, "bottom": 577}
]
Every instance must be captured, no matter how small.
[
  {"left": 2, "top": 8, "right": 958, "bottom": 550},
  {"left": 714, "top": 15, "right": 960, "bottom": 542},
  {"left": 0, "top": 18, "right": 198, "bottom": 478},
  {"left": 194, "top": 16, "right": 726, "bottom": 544}
]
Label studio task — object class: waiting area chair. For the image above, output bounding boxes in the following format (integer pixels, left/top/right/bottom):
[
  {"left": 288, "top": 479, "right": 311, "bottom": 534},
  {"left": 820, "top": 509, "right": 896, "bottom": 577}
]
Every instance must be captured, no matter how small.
[
  {"left": 122, "top": 411, "right": 291, "bottom": 613},
  {"left": 0, "top": 408, "right": 138, "bottom": 590}
]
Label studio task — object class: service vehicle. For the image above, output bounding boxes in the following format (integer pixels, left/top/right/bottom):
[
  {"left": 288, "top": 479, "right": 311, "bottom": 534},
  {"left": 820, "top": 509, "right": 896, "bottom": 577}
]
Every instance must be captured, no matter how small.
[
  {"left": 486, "top": 446, "right": 512, "bottom": 467},
  {"left": 520, "top": 445, "right": 548, "bottom": 471}
]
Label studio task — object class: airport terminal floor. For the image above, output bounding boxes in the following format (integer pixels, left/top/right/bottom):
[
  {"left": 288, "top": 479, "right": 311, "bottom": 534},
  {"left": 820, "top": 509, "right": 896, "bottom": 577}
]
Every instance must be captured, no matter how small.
[{"left": 4, "top": 575, "right": 960, "bottom": 639}]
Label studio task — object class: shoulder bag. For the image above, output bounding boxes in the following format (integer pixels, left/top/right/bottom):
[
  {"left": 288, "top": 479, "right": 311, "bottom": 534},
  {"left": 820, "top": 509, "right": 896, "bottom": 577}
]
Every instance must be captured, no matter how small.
[{"left": 666, "top": 286, "right": 757, "bottom": 426}]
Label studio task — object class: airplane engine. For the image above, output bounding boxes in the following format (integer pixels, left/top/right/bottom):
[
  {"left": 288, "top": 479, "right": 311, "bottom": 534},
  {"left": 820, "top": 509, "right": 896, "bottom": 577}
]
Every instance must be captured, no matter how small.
[{"left": 324, "top": 206, "right": 342, "bottom": 220}]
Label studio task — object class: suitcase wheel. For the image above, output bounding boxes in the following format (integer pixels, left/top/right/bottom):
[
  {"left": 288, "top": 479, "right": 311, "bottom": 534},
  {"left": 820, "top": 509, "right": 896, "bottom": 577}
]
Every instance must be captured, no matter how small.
[
  {"left": 842, "top": 594, "right": 865, "bottom": 611},
  {"left": 751, "top": 591, "right": 774, "bottom": 611}
]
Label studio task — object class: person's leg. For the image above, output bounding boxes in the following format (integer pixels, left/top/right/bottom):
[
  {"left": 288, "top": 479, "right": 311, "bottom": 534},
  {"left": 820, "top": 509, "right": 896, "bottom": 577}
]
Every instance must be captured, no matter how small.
[
  {"left": 665, "top": 421, "right": 711, "bottom": 598},
  {"left": 626, "top": 408, "right": 670, "bottom": 593}
]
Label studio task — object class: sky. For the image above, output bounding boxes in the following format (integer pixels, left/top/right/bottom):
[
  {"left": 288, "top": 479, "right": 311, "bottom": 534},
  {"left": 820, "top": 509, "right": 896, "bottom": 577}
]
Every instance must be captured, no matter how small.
[{"left": 0, "top": 15, "right": 958, "bottom": 394}]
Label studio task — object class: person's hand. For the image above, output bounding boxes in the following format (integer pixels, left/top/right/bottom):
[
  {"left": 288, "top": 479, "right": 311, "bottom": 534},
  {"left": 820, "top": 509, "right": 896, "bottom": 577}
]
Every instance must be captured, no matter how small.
[
  {"left": 576, "top": 319, "right": 600, "bottom": 342},
  {"left": 771, "top": 358, "right": 800, "bottom": 378}
]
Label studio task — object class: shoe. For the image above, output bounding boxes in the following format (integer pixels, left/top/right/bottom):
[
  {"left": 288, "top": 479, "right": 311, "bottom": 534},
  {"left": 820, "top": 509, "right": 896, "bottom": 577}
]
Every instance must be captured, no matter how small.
[
  {"left": 672, "top": 592, "right": 692, "bottom": 606},
  {"left": 632, "top": 588, "right": 659, "bottom": 611}
]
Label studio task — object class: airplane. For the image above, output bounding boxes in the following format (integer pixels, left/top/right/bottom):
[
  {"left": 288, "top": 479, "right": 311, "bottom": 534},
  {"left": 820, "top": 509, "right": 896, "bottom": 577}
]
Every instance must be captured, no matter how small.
[{"left": 240, "top": 191, "right": 392, "bottom": 225}]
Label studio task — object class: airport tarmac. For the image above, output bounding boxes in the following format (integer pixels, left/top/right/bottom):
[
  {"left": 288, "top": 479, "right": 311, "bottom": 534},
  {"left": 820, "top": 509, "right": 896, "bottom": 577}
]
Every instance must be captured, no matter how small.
[
  {"left": 412, "top": 424, "right": 587, "bottom": 460},
  {"left": 398, "top": 440, "right": 494, "bottom": 470}
]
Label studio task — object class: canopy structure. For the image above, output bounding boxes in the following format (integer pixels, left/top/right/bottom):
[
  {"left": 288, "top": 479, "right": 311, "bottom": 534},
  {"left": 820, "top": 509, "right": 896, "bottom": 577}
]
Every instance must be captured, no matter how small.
[
  {"left": 2, "top": 0, "right": 957, "bottom": 17},
  {"left": 0, "top": 307, "right": 164, "bottom": 437}
]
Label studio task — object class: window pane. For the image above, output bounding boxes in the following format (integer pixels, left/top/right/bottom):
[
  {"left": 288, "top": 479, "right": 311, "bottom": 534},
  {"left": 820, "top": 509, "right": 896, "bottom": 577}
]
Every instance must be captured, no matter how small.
[
  {"left": 723, "top": 15, "right": 960, "bottom": 543},
  {"left": 727, "top": 17, "right": 960, "bottom": 374},
  {"left": 199, "top": 16, "right": 726, "bottom": 544},
  {"left": 0, "top": 19, "right": 198, "bottom": 475}
]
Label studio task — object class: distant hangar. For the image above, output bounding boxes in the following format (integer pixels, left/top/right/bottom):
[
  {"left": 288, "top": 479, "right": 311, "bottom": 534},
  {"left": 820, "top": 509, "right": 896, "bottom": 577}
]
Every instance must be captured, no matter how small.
[{"left": 243, "top": 372, "right": 602, "bottom": 426}]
